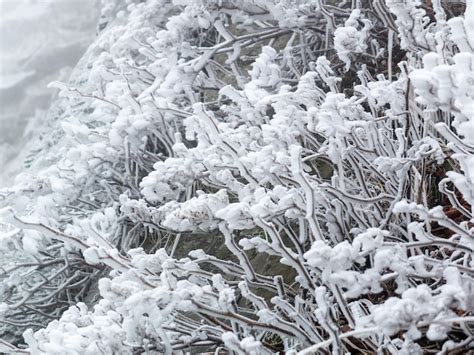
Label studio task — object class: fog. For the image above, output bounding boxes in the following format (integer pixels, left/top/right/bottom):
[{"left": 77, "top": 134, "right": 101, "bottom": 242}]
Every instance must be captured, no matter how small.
[{"left": 0, "top": 0, "right": 100, "bottom": 186}]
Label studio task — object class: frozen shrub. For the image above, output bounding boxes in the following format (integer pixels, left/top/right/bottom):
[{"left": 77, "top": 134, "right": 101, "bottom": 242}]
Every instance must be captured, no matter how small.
[{"left": 0, "top": 0, "right": 473, "bottom": 353}]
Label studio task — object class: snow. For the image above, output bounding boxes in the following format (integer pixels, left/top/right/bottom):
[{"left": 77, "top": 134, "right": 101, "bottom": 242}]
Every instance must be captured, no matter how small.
[{"left": 0, "top": 1, "right": 473, "bottom": 354}]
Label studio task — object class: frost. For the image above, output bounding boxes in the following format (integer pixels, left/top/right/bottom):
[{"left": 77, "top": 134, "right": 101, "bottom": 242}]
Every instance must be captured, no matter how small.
[
  {"left": 160, "top": 190, "right": 229, "bottom": 232},
  {"left": 0, "top": 0, "right": 473, "bottom": 354},
  {"left": 334, "top": 10, "right": 371, "bottom": 71}
]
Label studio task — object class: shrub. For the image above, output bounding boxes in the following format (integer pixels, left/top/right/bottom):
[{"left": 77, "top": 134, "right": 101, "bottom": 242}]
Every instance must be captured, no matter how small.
[{"left": 1, "top": 0, "right": 473, "bottom": 354}]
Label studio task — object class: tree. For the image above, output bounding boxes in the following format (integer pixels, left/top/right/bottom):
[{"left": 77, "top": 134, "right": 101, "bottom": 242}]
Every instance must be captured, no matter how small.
[{"left": 0, "top": 0, "right": 473, "bottom": 354}]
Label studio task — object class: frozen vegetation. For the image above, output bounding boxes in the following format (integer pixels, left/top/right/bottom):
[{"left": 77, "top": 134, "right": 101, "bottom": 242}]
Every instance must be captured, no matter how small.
[{"left": 0, "top": 0, "right": 473, "bottom": 354}]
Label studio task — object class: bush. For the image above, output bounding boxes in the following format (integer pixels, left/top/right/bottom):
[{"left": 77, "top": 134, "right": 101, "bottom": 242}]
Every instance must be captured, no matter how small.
[{"left": 1, "top": 0, "right": 473, "bottom": 354}]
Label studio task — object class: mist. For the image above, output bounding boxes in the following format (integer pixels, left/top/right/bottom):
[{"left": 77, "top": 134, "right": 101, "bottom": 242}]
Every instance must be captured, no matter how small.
[{"left": 0, "top": 0, "right": 100, "bottom": 186}]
